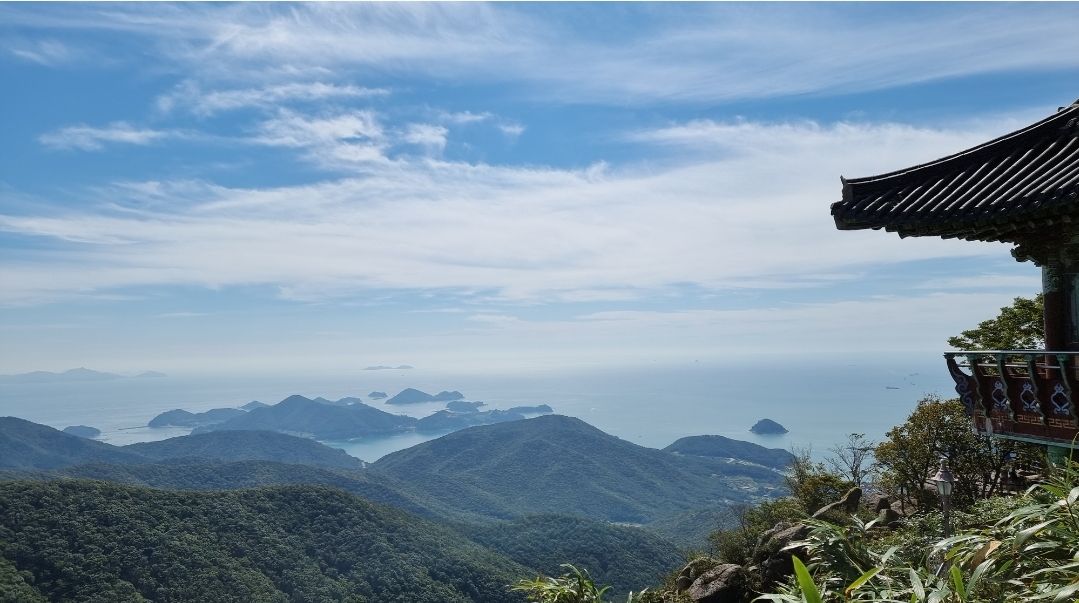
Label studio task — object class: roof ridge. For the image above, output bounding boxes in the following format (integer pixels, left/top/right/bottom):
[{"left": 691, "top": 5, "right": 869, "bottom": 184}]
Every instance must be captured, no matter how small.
[{"left": 842, "top": 102, "right": 1079, "bottom": 188}]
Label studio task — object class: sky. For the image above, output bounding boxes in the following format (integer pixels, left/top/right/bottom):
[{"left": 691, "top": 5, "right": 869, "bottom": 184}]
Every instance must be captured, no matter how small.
[{"left": 2, "top": 2, "right": 1078, "bottom": 376}]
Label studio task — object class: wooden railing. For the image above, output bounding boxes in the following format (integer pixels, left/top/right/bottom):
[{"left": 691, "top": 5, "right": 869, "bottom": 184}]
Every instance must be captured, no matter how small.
[{"left": 945, "top": 351, "right": 1079, "bottom": 442}]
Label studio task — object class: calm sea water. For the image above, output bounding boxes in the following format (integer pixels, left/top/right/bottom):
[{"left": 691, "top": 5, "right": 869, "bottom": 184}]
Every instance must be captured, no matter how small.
[{"left": 0, "top": 356, "right": 958, "bottom": 462}]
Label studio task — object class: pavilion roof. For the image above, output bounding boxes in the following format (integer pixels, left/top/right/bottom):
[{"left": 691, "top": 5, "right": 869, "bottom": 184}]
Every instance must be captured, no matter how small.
[{"left": 831, "top": 100, "right": 1079, "bottom": 244}]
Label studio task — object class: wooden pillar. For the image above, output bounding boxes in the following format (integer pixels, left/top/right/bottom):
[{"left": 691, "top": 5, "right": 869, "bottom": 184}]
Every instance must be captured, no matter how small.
[{"left": 1043, "top": 265, "right": 1066, "bottom": 351}]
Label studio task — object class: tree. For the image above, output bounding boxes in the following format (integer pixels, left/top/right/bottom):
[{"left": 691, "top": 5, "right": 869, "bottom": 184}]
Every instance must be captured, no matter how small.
[
  {"left": 783, "top": 448, "right": 853, "bottom": 514},
  {"left": 946, "top": 293, "right": 1044, "bottom": 350},
  {"left": 874, "top": 396, "right": 1039, "bottom": 510},
  {"left": 826, "top": 433, "right": 875, "bottom": 489}
]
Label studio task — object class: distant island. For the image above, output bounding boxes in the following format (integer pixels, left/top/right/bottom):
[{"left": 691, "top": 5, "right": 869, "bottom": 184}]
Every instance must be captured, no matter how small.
[
  {"left": 750, "top": 418, "right": 788, "bottom": 435},
  {"left": 363, "top": 365, "right": 414, "bottom": 371},
  {"left": 62, "top": 425, "right": 101, "bottom": 439},
  {"left": 386, "top": 388, "right": 464, "bottom": 404},
  {"left": 446, "top": 400, "right": 486, "bottom": 412},
  {"left": 0, "top": 368, "right": 122, "bottom": 384},
  {"left": 368, "top": 391, "right": 388, "bottom": 399},
  {"left": 0, "top": 368, "right": 166, "bottom": 384},
  {"left": 664, "top": 434, "right": 793, "bottom": 469},
  {"left": 241, "top": 401, "right": 268, "bottom": 410}
]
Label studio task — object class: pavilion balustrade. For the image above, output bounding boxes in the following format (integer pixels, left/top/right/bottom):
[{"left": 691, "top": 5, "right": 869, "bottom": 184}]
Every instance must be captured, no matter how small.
[{"left": 946, "top": 351, "right": 1079, "bottom": 442}]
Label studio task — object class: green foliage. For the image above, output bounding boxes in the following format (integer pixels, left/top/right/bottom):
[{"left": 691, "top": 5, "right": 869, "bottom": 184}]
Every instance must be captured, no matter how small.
[
  {"left": 709, "top": 498, "right": 806, "bottom": 565},
  {"left": 756, "top": 458, "right": 1079, "bottom": 602},
  {"left": 466, "top": 515, "right": 681, "bottom": 599},
  {"left": 512, "top": 565, "right": 613, "bottom": 603},
  {"left": 784, "top": 449, "right": 854, "bottom": 514},
  {"left": 875, "top": 396, "right": 1039, "bottom": 510},
  {"left": 0, "top": 480, "right": 530, "bottom": 602},
  {"left": 947, "top": 294, "right": 1044, "bottom": 350}
]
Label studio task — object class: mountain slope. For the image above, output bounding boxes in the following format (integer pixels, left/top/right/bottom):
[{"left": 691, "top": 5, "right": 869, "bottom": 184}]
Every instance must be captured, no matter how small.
[
  {"left": 371, "top": 415, "right": 784, "bottom": 524},
  {"left": 194, "top": 395, "right": 417, "bottom": 439},
  {"left": 0, "top": 480, "right": 528, "bottom": 602},
  {"left": 0, "top": 417, "right": 145, "bottom": 469},
  {"left": 464, "top": 514, "right": 681, "bottom": 598},
  {"left": 664, "top": 434, "right": 794, "bottom": 469},
  {"left": 125, "top": 431, "right": 366, "bottom": 470}
]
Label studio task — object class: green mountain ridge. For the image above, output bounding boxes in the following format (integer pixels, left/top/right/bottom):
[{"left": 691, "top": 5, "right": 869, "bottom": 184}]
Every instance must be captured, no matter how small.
[
  {"left": 371, "top": 414, "right": 785, "bottom": 525},
  {"left": 0, "top": 480, "right": 530, "bottom": 602}
]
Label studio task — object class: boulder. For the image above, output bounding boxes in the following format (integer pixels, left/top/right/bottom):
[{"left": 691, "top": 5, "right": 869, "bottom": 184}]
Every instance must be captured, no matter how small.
[
  {"left": 686, "top": 564, "right": 746, "bottom": 603},
  {"left": 752, "top": 522, "right": 809, "bottom": 590},
  {"left": 676, "top": 558, "right": 720, "bottom": 592},
  {"left": 811, "top": 486, "right": 862, "bottom": 520}
]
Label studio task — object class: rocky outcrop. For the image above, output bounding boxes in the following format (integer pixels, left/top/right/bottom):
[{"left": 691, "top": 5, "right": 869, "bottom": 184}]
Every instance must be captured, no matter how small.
[
  {"left": 686, "top": 564, "right": 747, "bottom": 603},
  {"left": 752, "top": 521, "right": 809, "bottom": 590},
  {"left": 810, "top": 486, "right": 862, "bottom": 520}
]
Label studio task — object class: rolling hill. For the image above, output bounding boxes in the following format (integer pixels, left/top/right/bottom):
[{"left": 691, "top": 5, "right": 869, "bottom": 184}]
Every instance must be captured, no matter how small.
[
  {"left": 664, "top": 434, "right": 795, "bottom": 469},
  {"left": 371, "top": 414, "right": 784, "bottom": 524},
  {"left": 125, "top": 430, "right": 366, "bottom": 470}
]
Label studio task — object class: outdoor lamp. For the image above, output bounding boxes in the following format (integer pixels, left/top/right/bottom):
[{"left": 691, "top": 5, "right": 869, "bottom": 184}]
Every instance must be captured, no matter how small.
[{"left": 932, "top": 458, "right": 954, "bottom": 537}]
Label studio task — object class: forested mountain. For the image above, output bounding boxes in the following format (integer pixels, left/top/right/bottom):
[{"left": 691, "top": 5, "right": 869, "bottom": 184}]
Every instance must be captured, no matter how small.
[
  {"left": 664, "top": 434, "right": 795, "bottom": 469},
  {"left": 193, "top": 395, "right": 417, "bottom": 439},
  {"left": 0, "top": 416, "right": 144, "bottom": 469},
  {"left": 1, "top": 418, "right": 369, "bottom": 472},
  {"left": 0, "top": 480, "right": 529, "bottom": 602},
  {"left": 371, "top": 415, "right": 784, "bottom": 524},
  {"left": 125, "top": 431, "right": 366, "bottom": 470},
  {"left": 463, "top": 514, "right": 682, "bottom": 598}
]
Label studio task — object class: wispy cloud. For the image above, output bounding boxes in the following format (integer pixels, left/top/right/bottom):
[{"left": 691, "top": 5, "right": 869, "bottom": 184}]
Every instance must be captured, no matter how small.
[
  {"left": 157, "top": 80, "right": 389, "bottom": 116},
  {"left": 38, "top": 122, "right": 181, "bottom": 151},
  {"left": 402, "top": 123, "right": 448, "bottom": 154},
  {"left": 8, "top": 38, "right": 74, "bottom": 65},
  {"left": 5, "top": 3, "right": 1078, "bottom": 103},
  {"left": 0, "top": 116, "right": 1032, "bottom": 306}
]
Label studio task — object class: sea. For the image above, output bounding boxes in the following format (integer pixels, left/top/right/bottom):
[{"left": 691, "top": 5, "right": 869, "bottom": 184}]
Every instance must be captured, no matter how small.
[{"left": 0, "top": 355, "right": 958, "bottom": 463}]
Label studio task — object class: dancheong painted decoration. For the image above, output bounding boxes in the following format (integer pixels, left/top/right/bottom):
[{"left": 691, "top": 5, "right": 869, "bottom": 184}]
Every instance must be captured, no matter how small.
[{"left": 832, "top": 99, "right": 1079, "bottom": 455}]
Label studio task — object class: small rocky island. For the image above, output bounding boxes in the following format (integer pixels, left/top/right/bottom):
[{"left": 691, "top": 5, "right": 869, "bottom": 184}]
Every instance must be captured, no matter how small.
[
  {"left": 750, "top": 418, "right": 788, "bottom": 435},
  {"left": 62, "top": 425, "right": 101, "bottom": 439}
]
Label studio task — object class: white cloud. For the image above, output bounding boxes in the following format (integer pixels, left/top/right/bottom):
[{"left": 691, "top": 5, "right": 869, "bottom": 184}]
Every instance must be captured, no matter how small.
[
  {"left": 439, "top": 111, "right": 492, "bottom": 125},
  {"left": 38, "top": 122, "right": 178, "bottom": 151},
  {"left": 497, "top": 122, "right": 525, "bottom": 138},
  {"left": 402, "top": 123, "right": 448, "bottom": 153},
  {"left": 251, "top": 109, "right": 388, "bottom": 167},
  {"left": 8, "top": 38, "right": 74, "bottom": 65},
  {"left": 0, "top": 116, "right": 1037, "bottom": 306},
  {"left": 5, "top": 3, "right": 1078, "bottom": 104},
  {"left": 157, "top": 80, "right": 389, "bottom": 116}
]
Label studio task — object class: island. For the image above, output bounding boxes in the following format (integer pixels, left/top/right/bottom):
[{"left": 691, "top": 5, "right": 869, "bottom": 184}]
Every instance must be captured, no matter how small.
[
  {"left": 446, "top": 400, "right": 486, "bottom": 412},
  {"left": 506, "top": 404, "right": 553, "bottom": 415},
  {"left": 62, "top": 425, "right": 101, "bottom": 439},
  {"left": 368, "top": 391, "right": 388, "bottom": 400},
  {"left": 750, "top": 418, "right": 788, "bottom": 435},
  {"left": 386, "top": 388, "right": 465, "bottom": 404},
  {"left": 148, "top": 408, "right": 245, "bottom": 428}
]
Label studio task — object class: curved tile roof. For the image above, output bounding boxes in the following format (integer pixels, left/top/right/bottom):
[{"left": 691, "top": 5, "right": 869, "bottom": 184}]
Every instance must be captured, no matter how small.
[{"left": 832, "top": 100, "right": 1079, "bottom": 243}]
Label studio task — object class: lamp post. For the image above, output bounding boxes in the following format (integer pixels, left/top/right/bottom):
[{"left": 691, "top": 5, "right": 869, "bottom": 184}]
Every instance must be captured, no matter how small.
[{"left": 932, "top": 458, "right": 955, "bottom": 538}]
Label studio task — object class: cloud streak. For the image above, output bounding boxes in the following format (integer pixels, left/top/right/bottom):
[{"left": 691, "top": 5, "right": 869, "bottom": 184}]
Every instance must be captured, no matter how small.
[
  {"left": 4, "top": 3, "right": 1079, "bottom": 104},
  {"left": 0, "top": 116, "right": 1033, "bottom": 306}
]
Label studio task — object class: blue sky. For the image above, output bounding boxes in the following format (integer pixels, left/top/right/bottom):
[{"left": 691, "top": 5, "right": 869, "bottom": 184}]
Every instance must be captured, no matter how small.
[{"left": 1, "top": 2, "right": 1078, "bottom": 376}]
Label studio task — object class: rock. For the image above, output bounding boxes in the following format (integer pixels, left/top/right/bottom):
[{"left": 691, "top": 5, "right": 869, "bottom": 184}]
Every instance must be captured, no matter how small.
[
  {"left": 676, "top": 558, "right": 719, "bottom": 590},
  {"left": 750, "top": 419, "right": 788, "bottom": 435},
  {"left": 871, "top": 496, "right": 902, "bottom": 527},
  {"left": 811, "top": 486, "right": 862, "bottom": 520},
  {"left": 686, "top": 564, "right": 746, "bottom": 603},
  {"left": 752, "top": 522, "right": 809, "bottom": 590}
]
